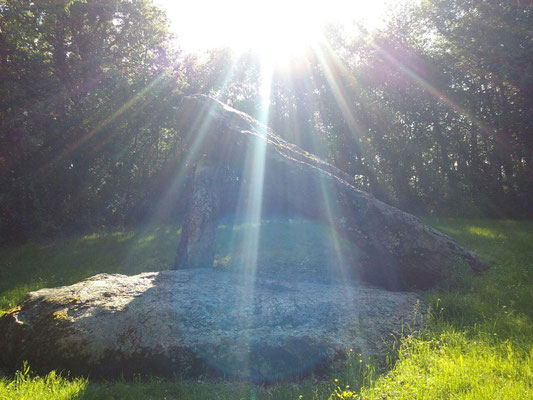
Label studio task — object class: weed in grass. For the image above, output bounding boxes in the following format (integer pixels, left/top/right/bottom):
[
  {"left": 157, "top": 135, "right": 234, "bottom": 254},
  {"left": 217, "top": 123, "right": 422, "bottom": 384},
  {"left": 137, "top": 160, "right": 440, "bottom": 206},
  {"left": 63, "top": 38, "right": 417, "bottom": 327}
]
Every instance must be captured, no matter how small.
[{"left": 0, "top": 362, "right": 88, "bottom": 400}]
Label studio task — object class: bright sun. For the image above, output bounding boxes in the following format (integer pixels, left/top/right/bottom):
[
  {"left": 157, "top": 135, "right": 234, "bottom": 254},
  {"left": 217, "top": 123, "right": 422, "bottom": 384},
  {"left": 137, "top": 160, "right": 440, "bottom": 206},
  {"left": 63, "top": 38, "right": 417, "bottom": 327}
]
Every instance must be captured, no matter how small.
[{"left": 155, "top": 0, "right": 394, "bottom": 65}]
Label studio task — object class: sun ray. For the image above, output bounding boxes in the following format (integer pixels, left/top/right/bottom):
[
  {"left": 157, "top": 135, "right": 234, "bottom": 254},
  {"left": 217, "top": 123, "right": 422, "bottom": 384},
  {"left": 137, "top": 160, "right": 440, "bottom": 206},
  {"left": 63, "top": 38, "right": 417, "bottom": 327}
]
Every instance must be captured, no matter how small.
[
  {"left": 312, "top": 41, "right": 365, "bottom": 141},
  {"left": 148, "top": 94, "right": 227, "bottom": 224},
  {"left": 369, "top": 40, "right": 493, "bottom": 135},
  {"left": 237, "top": 65, "right": 271, "bottom": 374},
  {"left": 148, "top": 52, "right": 259, "bottom": 224},
  {"left": 55, "top": 73, "right": 168, "bottom": 165}
]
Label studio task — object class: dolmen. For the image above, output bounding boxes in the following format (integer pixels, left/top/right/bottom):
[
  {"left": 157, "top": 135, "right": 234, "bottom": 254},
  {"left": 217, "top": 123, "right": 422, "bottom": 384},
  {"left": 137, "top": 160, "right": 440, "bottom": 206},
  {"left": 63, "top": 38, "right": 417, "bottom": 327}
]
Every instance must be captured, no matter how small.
[{"left": 0, "top": 96, "right": 486, "bottom": 380}]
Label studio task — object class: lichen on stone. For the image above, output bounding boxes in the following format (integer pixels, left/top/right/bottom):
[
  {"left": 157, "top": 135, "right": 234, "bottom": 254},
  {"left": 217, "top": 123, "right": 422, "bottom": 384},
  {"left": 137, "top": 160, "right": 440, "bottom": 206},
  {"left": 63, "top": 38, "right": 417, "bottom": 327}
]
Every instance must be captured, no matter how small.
[{"left": 53, "top": 310, "right": 69, "bottom": 320}]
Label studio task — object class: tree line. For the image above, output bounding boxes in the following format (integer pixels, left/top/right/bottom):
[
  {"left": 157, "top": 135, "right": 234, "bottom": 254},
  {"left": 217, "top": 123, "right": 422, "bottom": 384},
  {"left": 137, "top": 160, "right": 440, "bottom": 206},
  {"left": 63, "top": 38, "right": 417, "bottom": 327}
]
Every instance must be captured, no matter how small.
[{"left": 1, "top": 0, "right": 531, "bottom": 243}]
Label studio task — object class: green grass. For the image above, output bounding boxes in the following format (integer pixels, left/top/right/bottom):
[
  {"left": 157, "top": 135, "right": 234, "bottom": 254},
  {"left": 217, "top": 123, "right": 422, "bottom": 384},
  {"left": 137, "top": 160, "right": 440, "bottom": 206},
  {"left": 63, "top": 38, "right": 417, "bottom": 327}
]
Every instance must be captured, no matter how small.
[
  {"left": 361, "top": 218, "right": 533, "bottom": 400},
  {"left": 0, "top": 363, "right": 88, "bottom": 400},
  {"left": 1, "top": 218, "right": 532, "bottom": 399},
  {"left": 0, "top": 360, "right": 374, "bottom": 400},
  {"left": 0, "top": 225, "right": 181, "bottom": 316},
  {"left": 0, "top": 363, "right": 333, "bottom": 400}
]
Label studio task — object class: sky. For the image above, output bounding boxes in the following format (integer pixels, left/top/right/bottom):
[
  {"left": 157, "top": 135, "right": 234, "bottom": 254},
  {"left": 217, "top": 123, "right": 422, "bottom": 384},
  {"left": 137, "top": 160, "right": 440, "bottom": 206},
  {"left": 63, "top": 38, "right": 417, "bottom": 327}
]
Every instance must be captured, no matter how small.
[{"left": 154, "top": 0, "right": 404, "bottom": 57}]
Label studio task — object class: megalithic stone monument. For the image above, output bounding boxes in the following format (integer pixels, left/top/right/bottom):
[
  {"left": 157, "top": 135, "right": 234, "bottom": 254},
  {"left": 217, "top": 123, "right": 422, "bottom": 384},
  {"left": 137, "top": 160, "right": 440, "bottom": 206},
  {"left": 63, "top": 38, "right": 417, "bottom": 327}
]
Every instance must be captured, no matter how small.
[
  {"left": 174, "top": 95, "right": 486, "bottom": 290},
  {"left": 0, "top": 95, "right": 490, "bottom": 380}
]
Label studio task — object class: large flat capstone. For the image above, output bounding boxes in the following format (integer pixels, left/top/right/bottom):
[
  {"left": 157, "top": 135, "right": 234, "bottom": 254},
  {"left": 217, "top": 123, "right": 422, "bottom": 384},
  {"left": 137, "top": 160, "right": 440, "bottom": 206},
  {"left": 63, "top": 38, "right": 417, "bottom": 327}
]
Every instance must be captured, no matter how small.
[{"left": 0, "top": 270, "right": 422, "bottom": 380}]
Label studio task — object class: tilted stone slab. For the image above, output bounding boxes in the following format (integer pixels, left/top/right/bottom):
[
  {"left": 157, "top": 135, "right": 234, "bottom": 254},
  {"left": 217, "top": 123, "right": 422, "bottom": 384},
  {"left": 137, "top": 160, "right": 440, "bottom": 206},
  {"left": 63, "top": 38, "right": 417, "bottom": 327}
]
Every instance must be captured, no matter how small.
[{"left": 174, "top": 95, "right": 486, "bottom": 290}]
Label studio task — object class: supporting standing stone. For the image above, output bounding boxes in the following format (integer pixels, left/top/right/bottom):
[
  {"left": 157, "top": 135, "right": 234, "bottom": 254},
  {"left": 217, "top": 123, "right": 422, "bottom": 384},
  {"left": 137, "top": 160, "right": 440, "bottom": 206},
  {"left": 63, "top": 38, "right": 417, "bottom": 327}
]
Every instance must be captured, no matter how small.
[{"left": 175, "top": 157, "right": 222, "bottom": 269}]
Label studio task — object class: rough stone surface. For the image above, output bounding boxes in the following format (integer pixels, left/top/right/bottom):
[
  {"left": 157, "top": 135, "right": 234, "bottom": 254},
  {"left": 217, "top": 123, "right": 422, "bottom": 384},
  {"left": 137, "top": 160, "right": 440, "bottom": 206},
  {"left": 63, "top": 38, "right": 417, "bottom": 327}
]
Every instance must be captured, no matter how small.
[
  {"left": 0, "top": 270, "right": 423, "bottom": 380},
  {"left": 174, "top": 95, "right": 486, "bottom": 290}
]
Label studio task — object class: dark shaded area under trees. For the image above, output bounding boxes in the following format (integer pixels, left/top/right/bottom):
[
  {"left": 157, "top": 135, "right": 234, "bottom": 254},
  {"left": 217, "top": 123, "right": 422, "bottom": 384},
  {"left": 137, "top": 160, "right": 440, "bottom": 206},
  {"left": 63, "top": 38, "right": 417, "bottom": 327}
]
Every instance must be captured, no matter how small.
[{"left": 1, "top": 0, "right": 531, "bottom": 244}]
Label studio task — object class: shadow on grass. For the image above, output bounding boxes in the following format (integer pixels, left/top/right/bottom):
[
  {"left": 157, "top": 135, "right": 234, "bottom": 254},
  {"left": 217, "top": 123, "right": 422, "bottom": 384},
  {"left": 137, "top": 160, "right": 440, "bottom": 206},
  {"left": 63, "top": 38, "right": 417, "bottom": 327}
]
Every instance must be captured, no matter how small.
[
  {"left": 422, "top": 217, "right": 533, "bottom": 339},
  {"left": 1, "top": 218, "right": 361, "bottom": 314},
  {"left": 0, "top": 367, "right": 337, "bottom": 400},
  {"left": 0, "top": 225, "right": 181, "bottom": 314}
]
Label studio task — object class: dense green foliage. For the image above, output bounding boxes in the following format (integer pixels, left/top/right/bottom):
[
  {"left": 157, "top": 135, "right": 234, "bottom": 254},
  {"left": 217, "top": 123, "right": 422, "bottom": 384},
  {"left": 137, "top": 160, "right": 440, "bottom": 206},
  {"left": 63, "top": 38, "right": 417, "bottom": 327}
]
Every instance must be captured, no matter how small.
[
  {"left": 209, "top": 1, "right": 533, "bottom": 217},
  {"left": 1, "top": 218, "right": 532, "bottom": 399},
  {"left": 0, "top": 0, "right": 188, "bottom": 242},
  {"left": 1, "top": 0, "right": 532, "bottom": 244}
]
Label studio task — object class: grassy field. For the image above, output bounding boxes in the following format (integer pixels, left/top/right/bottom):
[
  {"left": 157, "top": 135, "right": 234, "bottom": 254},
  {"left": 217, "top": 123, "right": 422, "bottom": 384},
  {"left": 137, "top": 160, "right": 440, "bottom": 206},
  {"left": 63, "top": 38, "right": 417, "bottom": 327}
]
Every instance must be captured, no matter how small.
[{"left": 0, "top": 218, "right": 532, "bottom": 399}]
